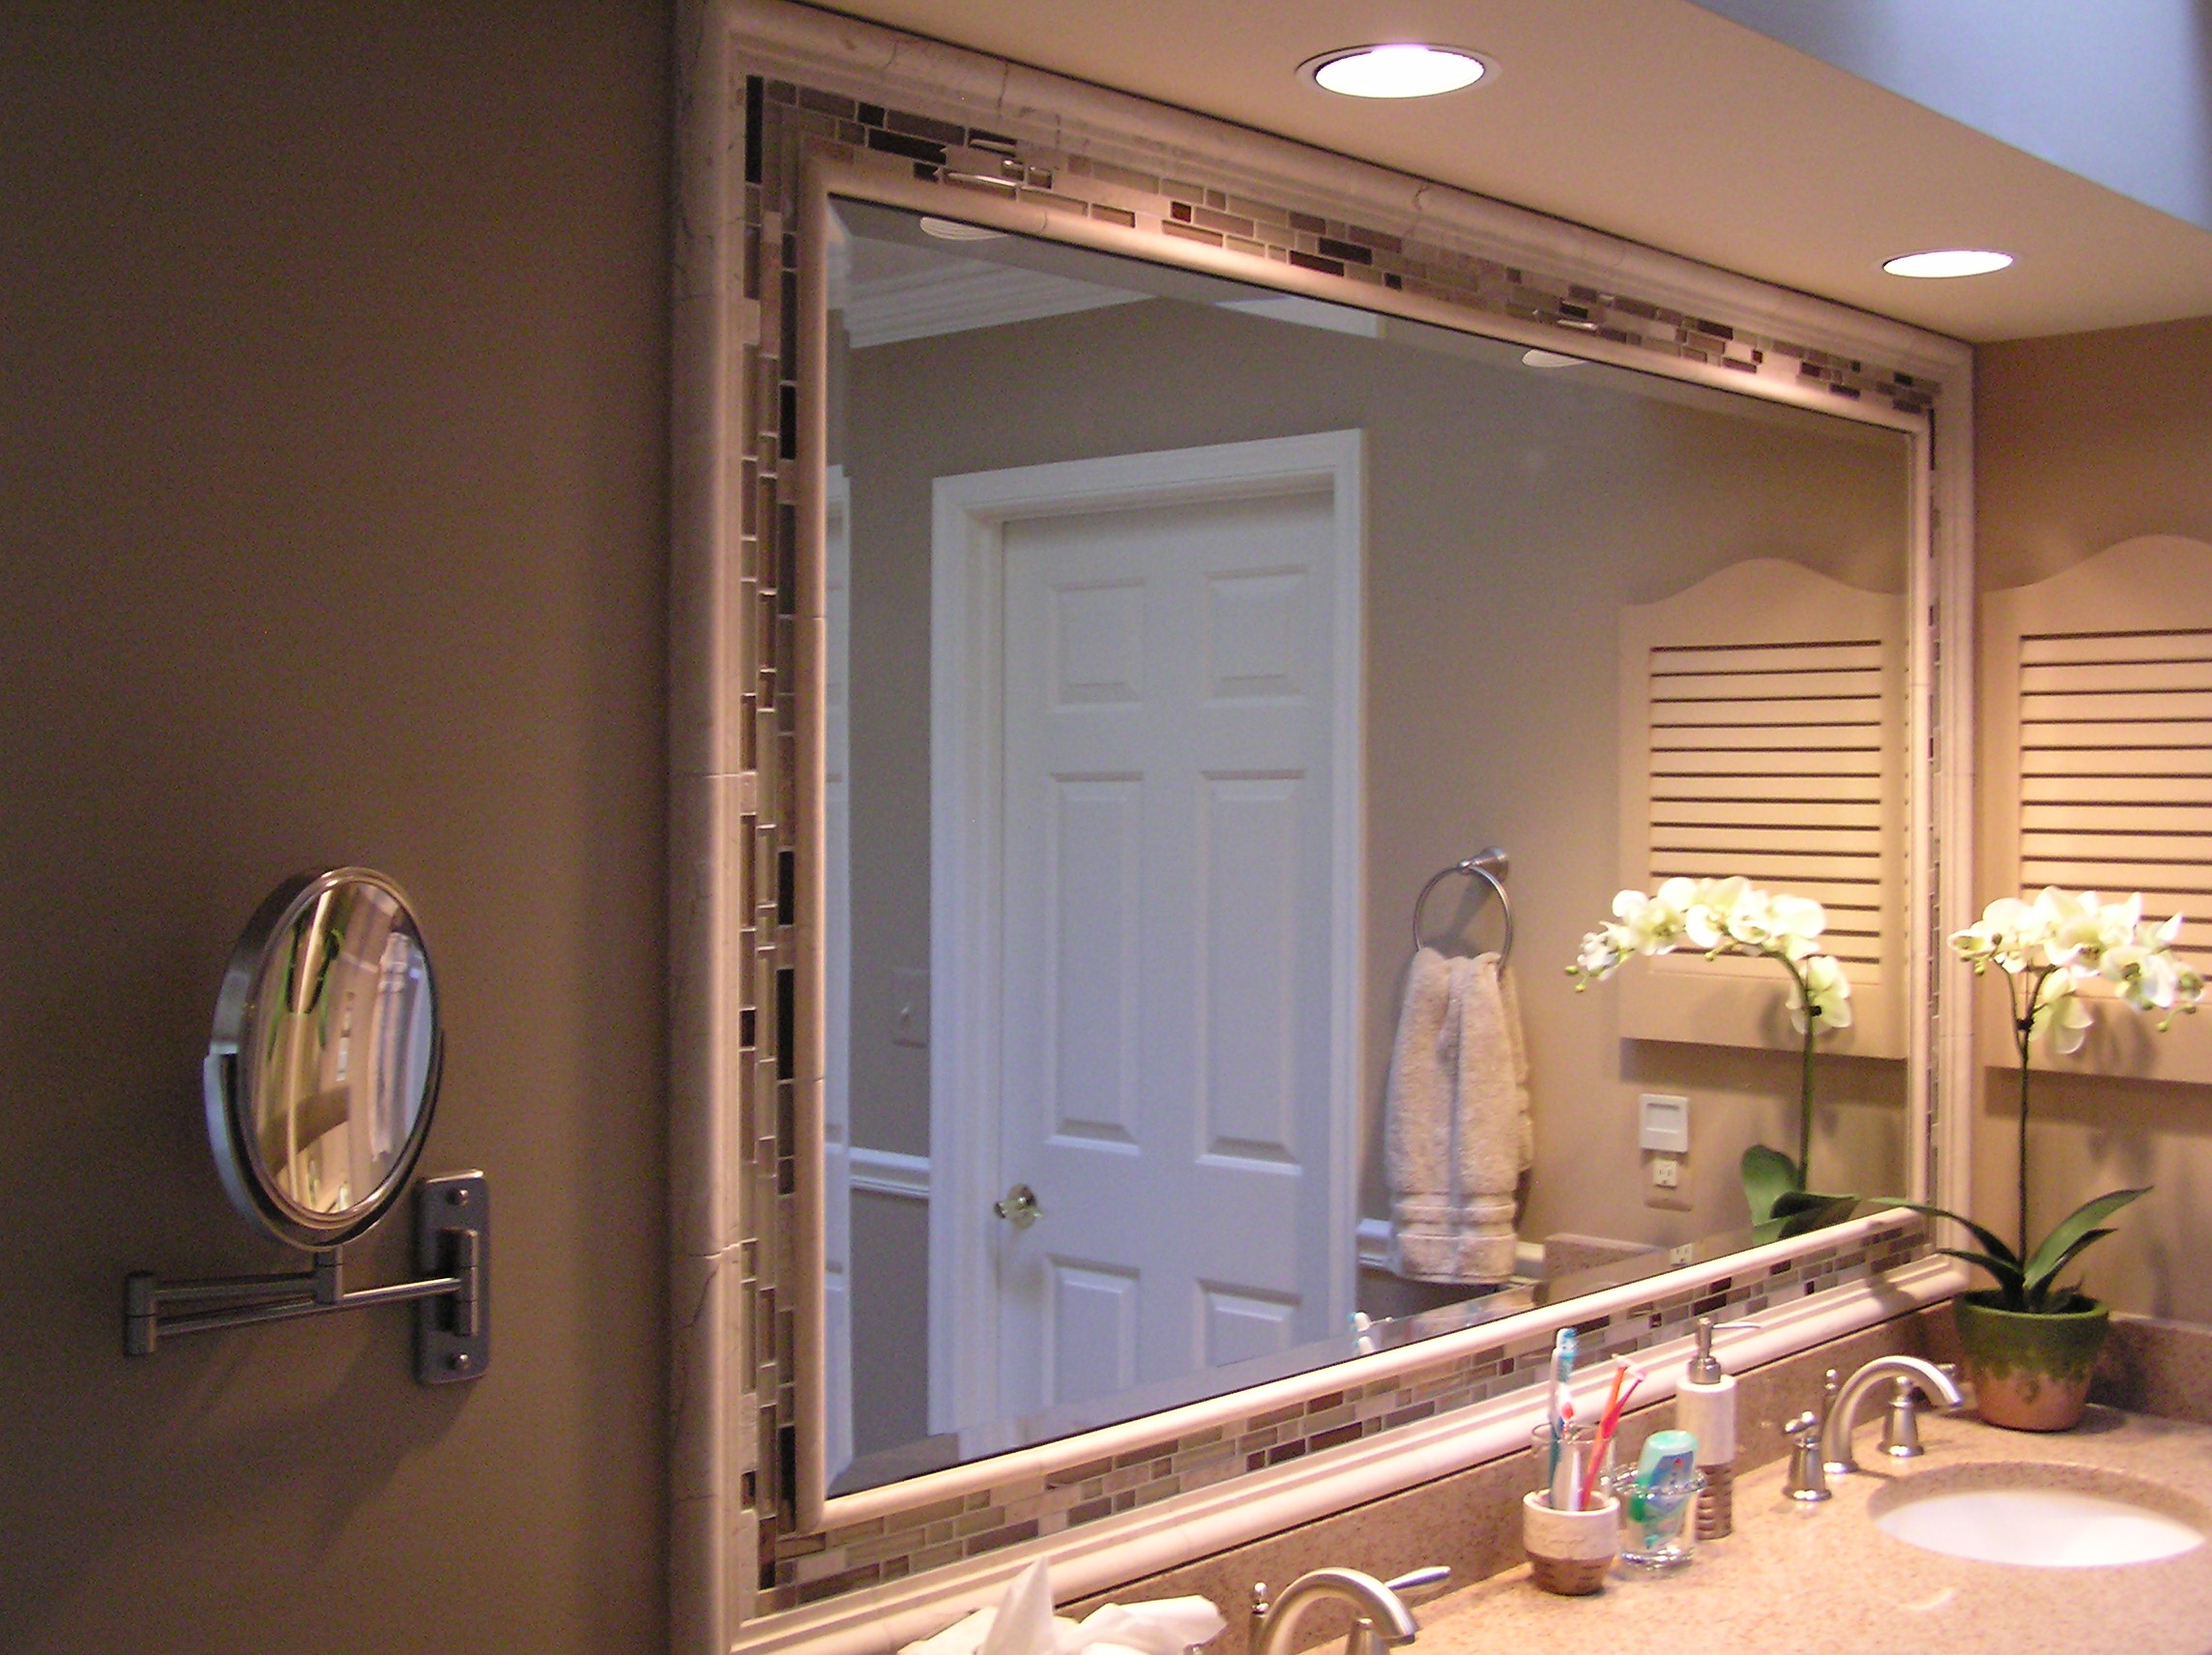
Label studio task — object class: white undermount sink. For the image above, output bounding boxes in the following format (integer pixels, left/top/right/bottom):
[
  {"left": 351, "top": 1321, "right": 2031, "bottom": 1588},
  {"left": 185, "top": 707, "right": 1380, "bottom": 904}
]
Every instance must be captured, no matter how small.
[{"left": 1872, "top": 1466, "right": 2207, "bottom": 1568}]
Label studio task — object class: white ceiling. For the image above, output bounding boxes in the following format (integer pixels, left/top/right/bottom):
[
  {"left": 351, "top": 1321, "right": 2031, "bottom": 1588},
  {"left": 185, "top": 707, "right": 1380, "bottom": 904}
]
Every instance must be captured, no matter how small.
[{"left": 809, "top": 0, "right": 2212, "bottom": 344}]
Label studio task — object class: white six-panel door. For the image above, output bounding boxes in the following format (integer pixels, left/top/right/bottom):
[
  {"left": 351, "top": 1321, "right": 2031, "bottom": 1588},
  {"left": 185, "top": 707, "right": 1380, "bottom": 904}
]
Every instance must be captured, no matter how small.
[{"left": 929, "top": 432, "right": 1363, "bottom": 1432}]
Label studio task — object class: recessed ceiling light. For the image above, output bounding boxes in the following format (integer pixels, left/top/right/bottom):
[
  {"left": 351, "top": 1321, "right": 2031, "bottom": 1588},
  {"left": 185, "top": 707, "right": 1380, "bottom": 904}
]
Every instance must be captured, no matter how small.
[
  {"left": 1881, "top": 248, "right": 2014, "bottom": 279},
  {"left": 1521, "top": 349, "right": 1586, "bottom": 368},
  {"left": 918, "top": 217, "right": 1005, "bottom": 242},
  {"left": 1303, "top": 44, "right": 1490, "bottom": 99}
]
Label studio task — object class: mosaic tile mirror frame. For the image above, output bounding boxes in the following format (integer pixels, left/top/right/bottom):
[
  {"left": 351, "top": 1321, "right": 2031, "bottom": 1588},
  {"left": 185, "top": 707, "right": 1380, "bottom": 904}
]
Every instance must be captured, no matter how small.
[{"left": 669, "top": 3, "right": 1980, "bottom": 1649}]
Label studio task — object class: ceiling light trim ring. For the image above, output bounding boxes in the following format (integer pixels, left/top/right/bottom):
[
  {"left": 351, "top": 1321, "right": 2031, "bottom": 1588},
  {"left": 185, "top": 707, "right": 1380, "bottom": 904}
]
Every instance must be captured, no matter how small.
[
  {"left": 1301, "top": 44, "right": 1493, "bottom": 100},
  {"left": 1881, "top": 249, "right": 2015, "bottom": 279}
]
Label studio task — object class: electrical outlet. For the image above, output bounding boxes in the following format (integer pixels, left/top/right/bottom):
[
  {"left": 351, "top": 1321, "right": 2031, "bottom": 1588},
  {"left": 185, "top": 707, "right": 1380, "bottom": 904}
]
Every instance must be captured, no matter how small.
[{"left": 1650, "top": 1153, "right": 1680, "bottom": 1189}]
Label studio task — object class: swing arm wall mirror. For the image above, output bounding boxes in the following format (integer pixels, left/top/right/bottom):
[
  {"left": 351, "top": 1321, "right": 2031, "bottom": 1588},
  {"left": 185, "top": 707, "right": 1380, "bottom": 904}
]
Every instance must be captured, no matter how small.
[{"left": 124, "top": 866, "right": 490, "bottom": 1384}]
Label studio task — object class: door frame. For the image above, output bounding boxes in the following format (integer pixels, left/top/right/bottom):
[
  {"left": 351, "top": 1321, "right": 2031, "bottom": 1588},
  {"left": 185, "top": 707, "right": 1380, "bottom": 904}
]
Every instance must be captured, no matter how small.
[{"left": 928, "top": 430, "right": 1367, "bottom": 1434}]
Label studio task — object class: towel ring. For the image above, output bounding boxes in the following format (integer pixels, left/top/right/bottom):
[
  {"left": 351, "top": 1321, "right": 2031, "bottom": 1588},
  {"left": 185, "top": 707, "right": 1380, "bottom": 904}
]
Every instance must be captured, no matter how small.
[{"left": 1412, "top": 848, "right": 1514, "bottom": 962}]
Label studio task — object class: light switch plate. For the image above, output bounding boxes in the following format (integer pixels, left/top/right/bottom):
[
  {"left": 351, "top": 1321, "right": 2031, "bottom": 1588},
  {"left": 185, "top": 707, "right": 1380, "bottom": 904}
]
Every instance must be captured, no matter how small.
[
  {"left": 1638, "top": 1092, "right": 1690, "bottom": 1152},
  {"left": 891, "top": 967, "right": 930, "bottom": 1049}
]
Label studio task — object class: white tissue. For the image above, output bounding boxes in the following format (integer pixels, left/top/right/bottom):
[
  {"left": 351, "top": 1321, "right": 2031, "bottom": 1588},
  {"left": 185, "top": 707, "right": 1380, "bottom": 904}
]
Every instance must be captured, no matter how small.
[{"left": 900, "top": 1561, "right": 1225, "bottom": 1655}]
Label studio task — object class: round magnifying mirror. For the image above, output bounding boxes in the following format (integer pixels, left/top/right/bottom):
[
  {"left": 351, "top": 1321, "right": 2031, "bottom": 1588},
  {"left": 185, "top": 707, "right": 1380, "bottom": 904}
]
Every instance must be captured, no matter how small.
[{"left": 204, "top": 868, "right": 443, "bottom": 1248}]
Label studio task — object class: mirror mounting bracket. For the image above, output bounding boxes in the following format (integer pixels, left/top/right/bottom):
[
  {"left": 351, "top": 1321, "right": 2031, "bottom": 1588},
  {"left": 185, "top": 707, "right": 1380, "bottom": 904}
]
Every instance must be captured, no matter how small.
[{"left": 124, "top": 1170, "right": 490, "bottom": 1384}]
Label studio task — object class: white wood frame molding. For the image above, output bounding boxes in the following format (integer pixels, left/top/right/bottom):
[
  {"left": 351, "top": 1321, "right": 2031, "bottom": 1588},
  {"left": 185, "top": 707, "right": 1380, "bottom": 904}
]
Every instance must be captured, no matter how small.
[
  {"left": 671, "top": 3, "right": 1979, "bottom": 1649},
  {"left": 925, "top": 432, "right": 1366, "bottom": 1442}
]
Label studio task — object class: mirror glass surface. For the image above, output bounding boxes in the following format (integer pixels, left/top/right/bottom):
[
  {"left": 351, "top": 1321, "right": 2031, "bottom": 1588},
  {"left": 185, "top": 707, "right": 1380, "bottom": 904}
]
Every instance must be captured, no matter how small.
[
  {"left": 823, "top": 199, "right": 1915, "bottom": 1493},
  {"left": 215, "top": 869, "right": 439, "bottom": 1242}
]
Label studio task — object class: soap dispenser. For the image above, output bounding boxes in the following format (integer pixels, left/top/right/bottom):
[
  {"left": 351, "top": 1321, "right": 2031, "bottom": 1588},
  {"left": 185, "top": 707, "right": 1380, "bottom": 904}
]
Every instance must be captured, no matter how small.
[{"left": 1674, "top": 1315, "right": 1750, "bottom": 1539}]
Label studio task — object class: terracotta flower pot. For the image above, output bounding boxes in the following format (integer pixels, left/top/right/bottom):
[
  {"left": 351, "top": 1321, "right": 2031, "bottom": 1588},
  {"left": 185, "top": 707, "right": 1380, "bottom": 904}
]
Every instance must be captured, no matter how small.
[{"left": 1953, "top": 1290, "right": 2110, "bottom": 1432}]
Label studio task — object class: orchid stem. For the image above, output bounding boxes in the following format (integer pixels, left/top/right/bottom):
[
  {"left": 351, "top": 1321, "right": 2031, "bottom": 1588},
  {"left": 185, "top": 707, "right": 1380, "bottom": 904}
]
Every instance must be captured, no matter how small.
[
  {"left": 1778, "top": 951, "right": 1815, "bottom": 1191},
  {"left": 2015, "top": 967, "right": 2049, "bottom": 1271}
]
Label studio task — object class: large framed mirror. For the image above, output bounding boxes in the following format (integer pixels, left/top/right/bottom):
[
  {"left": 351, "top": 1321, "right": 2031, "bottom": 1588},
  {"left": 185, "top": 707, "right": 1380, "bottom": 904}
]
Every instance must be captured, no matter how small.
[
  {"left": 814, "top": 191, "right": 1927, "bottom": 1497},
  {"left": 669, "top": 5, "right": 1976, "bottom": 1646}
]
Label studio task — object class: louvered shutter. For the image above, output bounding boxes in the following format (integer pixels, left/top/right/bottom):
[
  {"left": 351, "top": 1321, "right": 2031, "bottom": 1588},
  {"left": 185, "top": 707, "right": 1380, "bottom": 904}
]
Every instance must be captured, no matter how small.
[
  {"left": 1615, "top": 559, "right": 1907, "bottom": 1057},
  {"left": 1982, "top": 536, "right": 2212, "bottom": 1081}
]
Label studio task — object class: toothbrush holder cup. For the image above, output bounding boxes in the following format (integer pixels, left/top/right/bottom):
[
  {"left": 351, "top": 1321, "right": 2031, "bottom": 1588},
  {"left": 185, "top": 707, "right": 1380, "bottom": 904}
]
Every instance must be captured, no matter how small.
[{"left": 1522, "top": 1490, "right": 1620, "bottom": 1595}]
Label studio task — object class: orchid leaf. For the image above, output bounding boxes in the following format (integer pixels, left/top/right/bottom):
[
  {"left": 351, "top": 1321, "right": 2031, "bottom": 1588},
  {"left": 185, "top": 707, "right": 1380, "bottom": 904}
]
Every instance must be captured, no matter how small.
[
  {"left": 1774, "top": 1193, "right": 1862, "bottom": 1238},
  {"left": 1881, "top": 1200, "right": 2022, "bottom": 1269},
  {"left": 2022, "top": 1188, "right": 2148, "bottom": 1288},
  {"left": 2024, "top": 1229, "right": 2118, "bottom": 1306},
  {"left": 1740, "top": 1145, "right": 1801, "bottom": 1226},
  {"left": 1935, "top": 1247, "right": 2026, "bottom": 1298}
]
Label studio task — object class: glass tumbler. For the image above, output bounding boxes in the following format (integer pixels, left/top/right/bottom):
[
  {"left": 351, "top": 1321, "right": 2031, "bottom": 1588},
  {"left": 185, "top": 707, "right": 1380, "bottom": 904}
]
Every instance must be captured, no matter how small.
[{"left": 1605, "top": 1465, "right": 1708, "bottom": 1570}]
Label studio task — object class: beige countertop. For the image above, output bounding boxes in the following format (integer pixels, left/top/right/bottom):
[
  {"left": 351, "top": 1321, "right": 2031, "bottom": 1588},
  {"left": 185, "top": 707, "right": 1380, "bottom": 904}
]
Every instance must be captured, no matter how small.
[{"left": 1412, "top": 1406, "right": 2212, "bottom": 1655}]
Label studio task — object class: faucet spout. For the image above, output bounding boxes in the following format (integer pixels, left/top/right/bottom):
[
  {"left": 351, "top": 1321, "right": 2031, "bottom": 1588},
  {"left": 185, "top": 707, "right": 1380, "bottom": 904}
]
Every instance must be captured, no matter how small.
[
  {"left": 1820, "top": 1355, "right": 1963, "bottom": 1476},
  {"left": 1251, "top": 1568, "right": 1418, "bottom": 1655}
]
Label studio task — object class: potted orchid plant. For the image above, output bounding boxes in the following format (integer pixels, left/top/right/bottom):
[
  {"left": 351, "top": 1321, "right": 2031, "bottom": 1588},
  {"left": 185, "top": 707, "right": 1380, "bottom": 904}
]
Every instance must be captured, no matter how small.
[
  {"left": 1569, "top": 876, "right": 1859, "bottom": 1238},
  {"left": 1904, "top": 887, "right": 2202, "bottom": 1431}
]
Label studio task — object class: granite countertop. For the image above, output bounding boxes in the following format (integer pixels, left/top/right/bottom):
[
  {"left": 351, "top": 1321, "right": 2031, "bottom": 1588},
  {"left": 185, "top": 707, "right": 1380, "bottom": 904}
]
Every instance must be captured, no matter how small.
[{"left": 1412, "top": 1406, "right": 2212, "bottom": 1655}]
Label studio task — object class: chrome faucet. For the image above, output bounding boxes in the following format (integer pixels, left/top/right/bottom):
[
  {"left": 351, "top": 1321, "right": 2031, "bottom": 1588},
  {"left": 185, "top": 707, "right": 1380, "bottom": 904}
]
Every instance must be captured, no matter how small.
[
  {"left": 1249, "top": 1566, "right": 1442, "bottom": 1655},
  {"left": 1819, "top": 1355, "right": 1963, "bottom": 1478}
]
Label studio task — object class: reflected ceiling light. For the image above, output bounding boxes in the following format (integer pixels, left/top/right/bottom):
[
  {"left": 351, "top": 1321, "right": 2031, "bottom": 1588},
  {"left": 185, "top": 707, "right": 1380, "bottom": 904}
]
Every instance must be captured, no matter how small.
[
  {"left": 919, "top": 216, "right": 1006, "bottom": 242},
  {"left": 1521, "top": 349, "right": 1586, "bottom": 368},
  {"left": 1881, "top": 248, "right": 2013, "bottom": 278},
  {"left": 1303, "top": 44, "right": 1489, "bottom": 99}
]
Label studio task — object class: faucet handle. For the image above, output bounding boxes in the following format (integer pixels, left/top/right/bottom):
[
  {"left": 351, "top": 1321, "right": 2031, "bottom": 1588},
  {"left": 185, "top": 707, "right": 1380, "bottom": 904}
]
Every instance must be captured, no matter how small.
[
  {"left": 1879, "top": 1376, "right": 1926, "bottom": 1459},
  {"left": 1783, "top": 1410, "right": 1829, "bottom": 1502},
  {"left": 1341, "top": 1567, "right": 1451, "bottom": 1655}
]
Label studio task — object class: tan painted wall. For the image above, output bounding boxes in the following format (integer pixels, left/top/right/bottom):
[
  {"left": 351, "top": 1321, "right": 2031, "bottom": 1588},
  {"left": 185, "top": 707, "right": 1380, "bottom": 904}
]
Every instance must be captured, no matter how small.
[
  {"left": 1973, "top": 314, "right": 2212, "bottom": 1323},
  {"left": 0, "top": 6, "right": 670, "bottom": 1652},
  {"left": 835, "top": 291, "right": 1913, "bottom": 1446}
]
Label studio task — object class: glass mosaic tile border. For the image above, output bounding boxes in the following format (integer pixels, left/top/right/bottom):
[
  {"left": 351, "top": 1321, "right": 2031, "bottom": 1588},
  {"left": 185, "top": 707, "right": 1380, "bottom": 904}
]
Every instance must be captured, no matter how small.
[
  {"left": 695, "top": 13, "right": 1952, "bottom": 1627},
  {"left": 765, "top": 1218, "right": 1925, "bottom": 1610}
]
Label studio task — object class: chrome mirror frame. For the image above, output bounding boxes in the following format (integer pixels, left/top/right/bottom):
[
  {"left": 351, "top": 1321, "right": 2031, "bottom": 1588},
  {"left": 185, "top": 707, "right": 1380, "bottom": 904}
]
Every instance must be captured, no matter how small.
[{"left": 204, "top": 865, "right": 444, "bottom": 1249}]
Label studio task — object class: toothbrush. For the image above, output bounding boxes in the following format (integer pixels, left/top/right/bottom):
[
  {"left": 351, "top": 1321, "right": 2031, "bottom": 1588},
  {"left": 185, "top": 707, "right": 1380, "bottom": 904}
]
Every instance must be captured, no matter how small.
[
  {"left": 1545, "top": 1327, "right": 1578, "bottom": 1508},
  {"left": 1579, "top": 1359, "right": 1645, "bottom": 1510}
]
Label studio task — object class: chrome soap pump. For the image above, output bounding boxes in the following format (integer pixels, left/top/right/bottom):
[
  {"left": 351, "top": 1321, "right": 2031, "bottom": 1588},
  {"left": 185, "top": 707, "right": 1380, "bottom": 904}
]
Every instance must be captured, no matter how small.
[{"left": 1674, "top": 1315, "right": 1753, "bottom": 1539}]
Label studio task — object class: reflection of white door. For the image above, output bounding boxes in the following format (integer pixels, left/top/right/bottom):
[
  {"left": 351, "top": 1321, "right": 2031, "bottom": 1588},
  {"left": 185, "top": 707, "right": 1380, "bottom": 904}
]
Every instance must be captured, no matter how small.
[
  {"left": 821, "top": 465, "right": 855, "bottom": 1474},
  {"left": 930, "top": 432, "right": 1363, "bottom": 1432}
]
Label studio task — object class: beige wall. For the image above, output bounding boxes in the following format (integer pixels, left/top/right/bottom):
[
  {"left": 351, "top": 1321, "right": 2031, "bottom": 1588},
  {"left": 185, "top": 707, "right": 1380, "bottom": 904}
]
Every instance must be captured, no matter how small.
[
  {"left": 835, "top": 288, "right": 1913, "bottom": 1441},
  {"left": 0, "top": 7, "right": 670, "bottom": 1652},
  {"left": 1973, "top": 314, "right": 2212, "bottom": 1323}
]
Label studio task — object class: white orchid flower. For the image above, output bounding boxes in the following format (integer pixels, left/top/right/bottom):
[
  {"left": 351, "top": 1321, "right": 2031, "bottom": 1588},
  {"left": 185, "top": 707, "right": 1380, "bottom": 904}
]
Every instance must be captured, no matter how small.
[
  {"left": 2105, "top": 942, "right": 2180, "bottom": 1013},
  {"left": 1952, "top": 895, "right": 2042, "bottom": 972},
  {"left": 1766, "top": 893, "right": 1827, "bottom": 959},
  {"left": 1611, "top": 887, "right": 1685, "bottom": 955},
  {"left": 1787, "top": 953, "right": 1854, "bottom": 1034},
  {"left": 1682, "top": 876, "right": 1746, "bottom": 950},
  {"left": 1573, "top": 925, "right": 1629, "bottom": 983},
  {"left": 2034, "top": 978, "right": 2095, "bottom": 1056},
  {"left": 2035, "top": 886, "right": 2124, "bottom": 970}
]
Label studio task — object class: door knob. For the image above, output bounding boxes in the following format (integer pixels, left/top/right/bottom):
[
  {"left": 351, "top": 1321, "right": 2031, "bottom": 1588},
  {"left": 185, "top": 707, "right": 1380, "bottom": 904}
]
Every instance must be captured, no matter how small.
[{"left": 993, "top": 1183, "right": 1044, "bottom": 1229}]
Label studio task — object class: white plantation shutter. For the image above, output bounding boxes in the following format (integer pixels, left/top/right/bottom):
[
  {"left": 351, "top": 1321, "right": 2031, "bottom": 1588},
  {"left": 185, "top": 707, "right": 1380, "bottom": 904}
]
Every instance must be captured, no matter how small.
[
  {"left": 1982, "top": 536, "right": 2212, "bottom": 1082},
  {"left": 1616, "top": 559, "right": 1906, "bottom": 1057}
]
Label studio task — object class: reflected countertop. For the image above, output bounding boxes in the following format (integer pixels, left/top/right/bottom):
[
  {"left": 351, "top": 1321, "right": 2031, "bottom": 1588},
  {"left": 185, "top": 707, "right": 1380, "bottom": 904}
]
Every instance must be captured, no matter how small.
[{"left": 1412, "top": 1406, "right": 2212, "bottom": 1655}]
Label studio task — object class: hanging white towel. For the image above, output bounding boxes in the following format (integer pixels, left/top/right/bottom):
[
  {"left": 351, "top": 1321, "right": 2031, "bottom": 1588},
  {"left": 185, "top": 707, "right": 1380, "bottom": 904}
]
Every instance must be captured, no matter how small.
[
  {"left": 1384, "top": 946, "right": 1457, "bottom": 1282},
  {"left": 1384, "top": 948, "right": 1531, "bottom": 1285},
  {"left": 1448, "top": 952, "right": 1527, "bottom": 1282}
]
